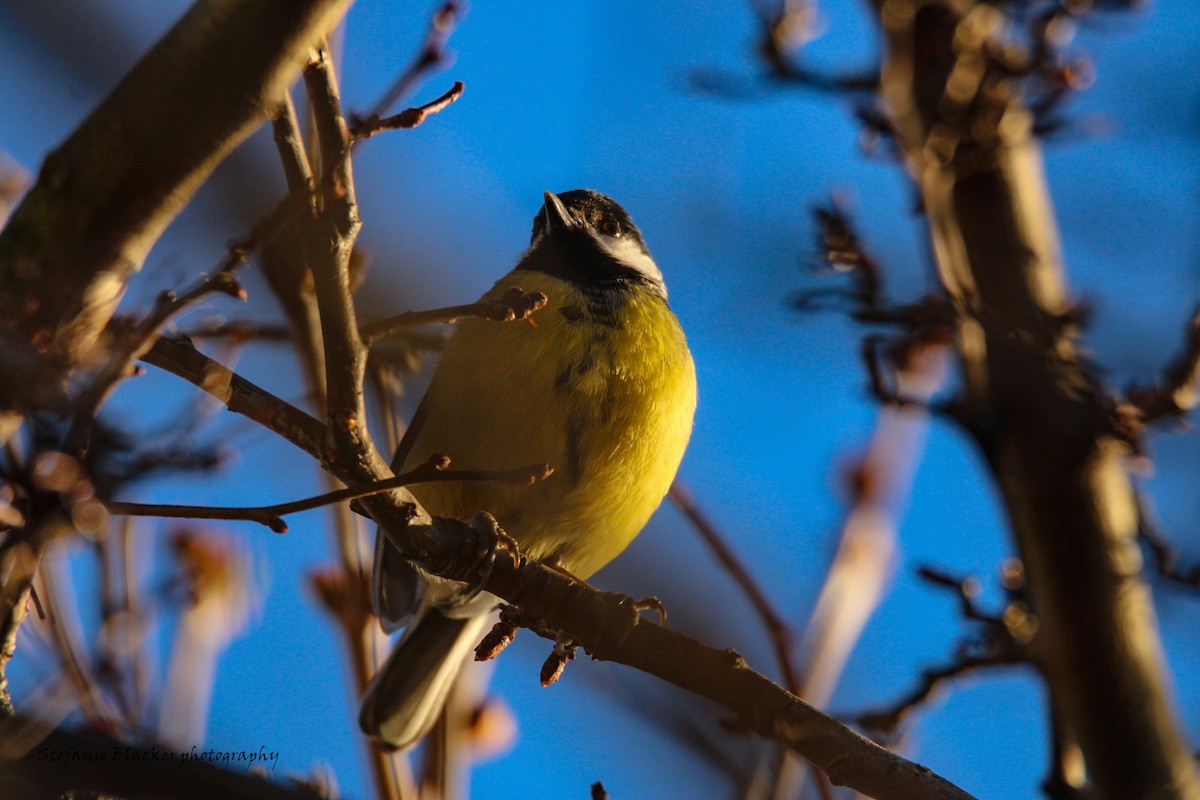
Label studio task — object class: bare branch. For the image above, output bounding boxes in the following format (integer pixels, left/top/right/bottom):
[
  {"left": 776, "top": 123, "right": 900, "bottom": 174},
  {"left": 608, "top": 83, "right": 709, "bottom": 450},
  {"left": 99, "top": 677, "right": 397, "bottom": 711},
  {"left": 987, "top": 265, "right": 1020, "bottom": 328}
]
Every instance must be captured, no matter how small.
[
  {"left": 1135, "top": 491, "right": 1200, "bottom": 590},
  {"left": 856, "top": 652, "right": 1022, "bottom": 735},
  {"left": 107, "top": 458, "right": 552, "bottom": 533},
  {"left": 0, "top": 0, "right": 352, "bottom": 368},
  {"left": 356, "top": 0, "right": 467, "bottom": 123},
  {"left": 864, "top": 0, "right": 1199, "bottom": 795},
  {"left": 66, "top": 270, "right": 246, "bottom": 454},
  {"left": 856, "top": 564, "right": 1030, "bottom": 736},
  {"left": 360, "top": 288, "right": 548, "bottom": 346},
  {"left": 141, "top": 337, "right": 327, "bottom": 462},
  {"left": 351, "top": 81, "right": 465, "bottom": 141},
  {"left": 1125, "top": 303, "right": 1200, "bottom": 424}
]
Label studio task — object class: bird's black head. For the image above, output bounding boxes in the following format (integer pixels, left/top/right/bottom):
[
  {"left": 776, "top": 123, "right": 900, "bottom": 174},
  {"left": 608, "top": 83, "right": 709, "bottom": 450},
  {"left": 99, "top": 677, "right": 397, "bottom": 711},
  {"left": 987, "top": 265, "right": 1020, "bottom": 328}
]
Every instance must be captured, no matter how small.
[{"left": 522, "top": 189, "right": 664, "bottom": 295}]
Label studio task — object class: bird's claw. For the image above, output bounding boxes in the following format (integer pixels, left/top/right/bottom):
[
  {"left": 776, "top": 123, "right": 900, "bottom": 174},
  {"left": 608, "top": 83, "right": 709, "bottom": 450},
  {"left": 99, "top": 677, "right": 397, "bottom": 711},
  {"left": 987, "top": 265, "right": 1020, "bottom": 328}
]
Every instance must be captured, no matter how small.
[
  {"left": 597, "top": 590, "right": 667, "bottom": 626},
  {"left": 631, "top": 595, "right": 667, "bottom": 625},
  {"left": 459, "top": 512, "right": 522, "bottom": 604}
]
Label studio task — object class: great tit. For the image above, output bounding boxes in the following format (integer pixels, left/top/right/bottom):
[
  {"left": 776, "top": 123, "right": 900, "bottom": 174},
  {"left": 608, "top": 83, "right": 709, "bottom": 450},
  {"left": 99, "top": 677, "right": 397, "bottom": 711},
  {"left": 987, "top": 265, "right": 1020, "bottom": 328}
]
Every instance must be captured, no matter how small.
[{"left": 359, "top": 189, "right": 696, "bottom": 750}]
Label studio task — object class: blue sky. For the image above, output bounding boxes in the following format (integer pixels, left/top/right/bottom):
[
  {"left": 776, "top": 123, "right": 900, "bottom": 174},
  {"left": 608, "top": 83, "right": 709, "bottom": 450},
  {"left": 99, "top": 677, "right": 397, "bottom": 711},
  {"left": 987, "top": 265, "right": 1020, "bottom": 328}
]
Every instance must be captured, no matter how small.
[{"left": 2, "top": 1, "right": 1198, "bottom": 798}]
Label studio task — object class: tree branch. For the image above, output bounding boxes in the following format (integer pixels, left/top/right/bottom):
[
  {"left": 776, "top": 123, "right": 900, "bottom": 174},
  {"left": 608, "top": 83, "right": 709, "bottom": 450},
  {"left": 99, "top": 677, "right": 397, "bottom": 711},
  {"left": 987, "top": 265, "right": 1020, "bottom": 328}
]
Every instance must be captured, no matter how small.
[
  {"left": 359, "top": 288, "right": 548, "bottom": 347},
  {"left": 865, "top": 1, "right": 1199, "bottom": 796},
  {"left": 0, "top": 0, "right": 352, "bottom": 370},
  {"left": 142, "top": 327, "right": 977, "bottom": 800},
  {"left": 351, "top": 81, "right": 465, "bottom": 140},
  {"left": 107, "top": 458, "right": 552, "bottom": 533},
  {"left": 1126, "top": 303, "right": 1200, "bottom": 424}
]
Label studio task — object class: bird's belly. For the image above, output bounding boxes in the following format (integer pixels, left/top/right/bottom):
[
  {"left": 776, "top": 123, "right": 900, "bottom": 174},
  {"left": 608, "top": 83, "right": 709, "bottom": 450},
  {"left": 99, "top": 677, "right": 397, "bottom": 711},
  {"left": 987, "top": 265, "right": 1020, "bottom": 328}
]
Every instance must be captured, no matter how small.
[
  {"left": 398, "top": 275, "right": 695, "bottom": 582},
  {"left": 406, "top": 370, "right": 689, "bottom": 577}
]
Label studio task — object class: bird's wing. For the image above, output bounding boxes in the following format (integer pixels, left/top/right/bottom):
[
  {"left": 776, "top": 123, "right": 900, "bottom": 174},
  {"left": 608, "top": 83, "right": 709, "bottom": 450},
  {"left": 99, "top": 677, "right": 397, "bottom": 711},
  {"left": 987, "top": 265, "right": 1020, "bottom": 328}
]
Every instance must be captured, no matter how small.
[{"left": 370, "top": 391, "right": 433, "bottom": 633}]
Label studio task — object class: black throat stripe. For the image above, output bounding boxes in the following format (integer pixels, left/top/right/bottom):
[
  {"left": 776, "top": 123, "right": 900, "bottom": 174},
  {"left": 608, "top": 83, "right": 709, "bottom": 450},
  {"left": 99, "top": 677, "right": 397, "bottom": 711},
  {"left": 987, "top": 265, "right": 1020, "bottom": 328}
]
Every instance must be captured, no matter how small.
[{"left": 516, "top": 230, "right": 664, "bottom": 296}]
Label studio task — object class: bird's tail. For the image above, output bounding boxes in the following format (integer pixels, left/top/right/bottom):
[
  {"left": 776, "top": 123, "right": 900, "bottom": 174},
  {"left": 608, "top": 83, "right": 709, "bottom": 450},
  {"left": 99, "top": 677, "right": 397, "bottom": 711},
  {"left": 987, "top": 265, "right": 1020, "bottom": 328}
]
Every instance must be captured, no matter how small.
[{"left": 359, "top": 610, "right": 491, "bottom": 750}]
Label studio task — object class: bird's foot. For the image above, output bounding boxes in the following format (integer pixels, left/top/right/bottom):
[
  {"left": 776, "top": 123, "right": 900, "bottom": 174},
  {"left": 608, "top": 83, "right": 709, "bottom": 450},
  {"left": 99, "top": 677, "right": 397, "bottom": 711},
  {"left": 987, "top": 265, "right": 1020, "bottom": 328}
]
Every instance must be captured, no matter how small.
[
  {"left": 457, "top": 512, "right": 522, "bottom": 604},
  {"left": 596, "top": 590, "right": 668, "bottom": 626}
]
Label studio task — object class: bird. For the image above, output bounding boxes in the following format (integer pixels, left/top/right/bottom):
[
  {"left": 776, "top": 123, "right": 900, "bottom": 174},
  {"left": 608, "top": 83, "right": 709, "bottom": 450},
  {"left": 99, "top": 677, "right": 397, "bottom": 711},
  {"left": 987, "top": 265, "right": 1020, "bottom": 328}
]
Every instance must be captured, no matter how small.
[{"left": 359, "top": 189, "right": 697, "bottom": 750}]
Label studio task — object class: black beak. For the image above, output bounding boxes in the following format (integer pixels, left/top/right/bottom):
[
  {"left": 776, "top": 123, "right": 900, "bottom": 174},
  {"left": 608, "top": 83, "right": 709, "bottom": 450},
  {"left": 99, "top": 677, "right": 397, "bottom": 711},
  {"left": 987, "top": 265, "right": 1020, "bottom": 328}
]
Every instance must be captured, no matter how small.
[{"left": 541, "top": 191, "right": 574, "bottom": 232}]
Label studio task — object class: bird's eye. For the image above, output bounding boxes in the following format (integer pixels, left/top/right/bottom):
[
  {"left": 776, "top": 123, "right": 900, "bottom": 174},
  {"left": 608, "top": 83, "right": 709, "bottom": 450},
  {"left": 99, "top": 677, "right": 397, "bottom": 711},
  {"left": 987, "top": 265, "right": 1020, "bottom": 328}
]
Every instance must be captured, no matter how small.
[{"left": 600, "top": 218, "right": 622, "bottom": 237}]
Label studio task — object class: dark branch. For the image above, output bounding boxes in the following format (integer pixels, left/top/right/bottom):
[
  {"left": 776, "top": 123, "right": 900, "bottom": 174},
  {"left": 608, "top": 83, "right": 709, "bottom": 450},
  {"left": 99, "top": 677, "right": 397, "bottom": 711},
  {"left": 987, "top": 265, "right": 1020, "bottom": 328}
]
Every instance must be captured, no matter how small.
[
  {"left": 107, "top": 457, "right": 552, "bottom": 533},
  {"left": 1125, "top": 303, "right": 1200, "bottom": 424},
  {"left": 360, "top": 288, "right": 548, "bottom": 346}
]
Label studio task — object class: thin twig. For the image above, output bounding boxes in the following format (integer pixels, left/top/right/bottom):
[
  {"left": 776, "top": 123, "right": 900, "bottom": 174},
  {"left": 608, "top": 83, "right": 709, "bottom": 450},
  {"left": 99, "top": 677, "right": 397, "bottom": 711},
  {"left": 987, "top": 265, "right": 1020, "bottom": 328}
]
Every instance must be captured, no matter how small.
[
  {"left": 272, "top": 93, "right": 315, "bottom": 199},
  {"left": 855, "top": 652, "right": 1022, "bottom": 735},
  {"left": 1126, "top": 303, "right": 1200, "bottom": 424},
  {"left": 668, "top": 482, "right": 801, "bottom": 693},
  {"left": 352, "top": 82, "right": 465, "bottom": 140},
  {"left": 360, "top": 288, "right": 548, "bottom": 346},
  {"left": 107, "top": 457, "right": 552, "bottom": 533},
  {"left": 0, "top": 512, "right": 74, "bottom": 715},
  {"left": 142, "top": 336, "right": 328, "bottom": 462},
  {"left": 355, "top": 0, "right": 466, "bottom": 124},
  {"left": 65, "top": 271, "right": 247, "bottom": 454}
]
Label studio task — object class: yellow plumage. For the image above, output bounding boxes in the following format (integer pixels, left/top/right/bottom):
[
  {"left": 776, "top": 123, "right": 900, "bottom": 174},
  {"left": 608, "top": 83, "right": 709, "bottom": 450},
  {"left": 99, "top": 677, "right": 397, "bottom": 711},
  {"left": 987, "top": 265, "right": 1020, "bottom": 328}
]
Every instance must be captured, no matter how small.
[
  {"left": 399, "top": 269, "right": 696, "bottom": 579},
  {"left": 361, "top": 189, "right": 695, "bottom": 750}
]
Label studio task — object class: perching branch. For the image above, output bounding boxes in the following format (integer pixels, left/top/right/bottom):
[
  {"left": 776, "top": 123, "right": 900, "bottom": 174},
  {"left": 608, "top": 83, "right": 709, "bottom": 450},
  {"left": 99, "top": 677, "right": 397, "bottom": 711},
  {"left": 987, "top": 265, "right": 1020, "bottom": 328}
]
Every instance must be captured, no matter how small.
[{"left": 142, "top": 309, "right": 978, "bottom": 800}]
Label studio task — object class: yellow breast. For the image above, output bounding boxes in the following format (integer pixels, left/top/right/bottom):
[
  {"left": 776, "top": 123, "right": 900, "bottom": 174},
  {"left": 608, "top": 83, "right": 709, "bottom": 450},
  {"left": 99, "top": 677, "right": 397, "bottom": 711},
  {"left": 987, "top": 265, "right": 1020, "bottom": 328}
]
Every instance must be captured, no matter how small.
[{"left": 397, "top": 269, "right": 696, "bottom": 579}]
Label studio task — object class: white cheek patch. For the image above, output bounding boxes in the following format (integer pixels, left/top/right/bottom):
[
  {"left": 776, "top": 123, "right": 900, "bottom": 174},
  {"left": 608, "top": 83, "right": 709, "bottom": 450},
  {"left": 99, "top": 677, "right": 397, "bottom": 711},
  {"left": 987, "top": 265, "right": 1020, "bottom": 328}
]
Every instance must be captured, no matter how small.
[{"left": 597, "top": 234, "right": 665, "bottom": 292}]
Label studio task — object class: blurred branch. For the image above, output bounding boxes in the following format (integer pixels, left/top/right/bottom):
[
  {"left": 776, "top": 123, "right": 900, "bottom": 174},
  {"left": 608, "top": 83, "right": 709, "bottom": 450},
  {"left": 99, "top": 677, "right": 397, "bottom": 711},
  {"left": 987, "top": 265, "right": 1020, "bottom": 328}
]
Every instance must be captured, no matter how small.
[
  {"left": 1125, "top": 303, "right": 1200, "bottom": 425},
  {"left": 1, "top": 450, "right": 105, "bottom": 717},
  {"left": 864, "top": 0, "right": 1199, "bottom": 796},
  {"left": 856, "top": 564, "right": 1029, "bottom": 736},
  {"left": 1135, "top": 491, "right": 1200, "bottom": 590},
  {"left": 668, "top": 482, "right": 801, "bottom": 693},
  {"left": 0, "top": 0, "right": 352, "bottom": 381},
  {"left": 66, "top": 270, "right": 247, "bottom": 455}
]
